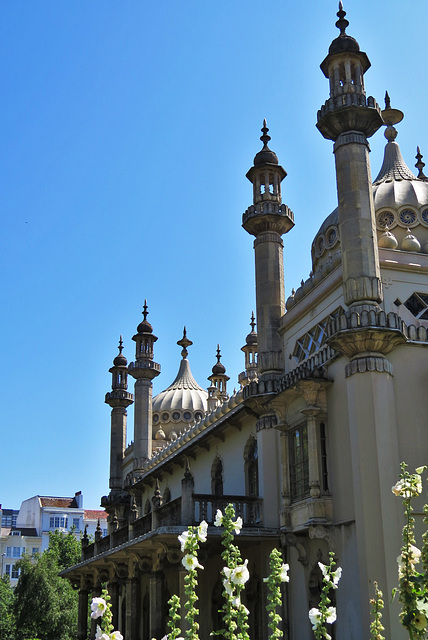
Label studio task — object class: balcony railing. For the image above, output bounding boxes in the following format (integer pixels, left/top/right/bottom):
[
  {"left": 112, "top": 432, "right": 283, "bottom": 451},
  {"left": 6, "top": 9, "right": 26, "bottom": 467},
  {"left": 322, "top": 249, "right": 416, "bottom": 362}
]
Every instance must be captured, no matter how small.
[
  {"left": 81, "top": 494, "right": 263, "bottom": 562},
  {"left": 193, "top": 495, "right": 262, "bottom": 526}
]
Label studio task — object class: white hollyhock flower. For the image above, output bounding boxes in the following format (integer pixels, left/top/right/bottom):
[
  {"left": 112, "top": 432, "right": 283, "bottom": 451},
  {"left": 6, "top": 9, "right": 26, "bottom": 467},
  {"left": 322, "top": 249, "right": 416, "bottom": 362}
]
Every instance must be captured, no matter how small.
[
  {"left": 232, "top": 596, "right": 241, "bottom": 607},
  {"left": 214, "top": 509, "right": 223, "bottom": 527},
  {"left": 309, "top": 608, "right": 322, "bottom": 629},
  {"left": 231, "top": 559, "right": 249, "bottom": 585},
  {"left": 182, "top": 554, "right": 203, "bottom": 571},
  {"left": 91, "top": 597, "right": 107, "bottom": 619},
  {"left": 233, "top": 517, "right": 243, "bottom": 534},
  {"left": 223, "top": 578, "right": 234, "bottom": 596},
  {"left": 111, "top": 632, "right": 124, "bottom": 640},
  {"left": 95, "top": 628, "right": 109, "bottom": 640},
  {"left": 279, "top": 563, "right": 290, "bottom": 582},
  {"left": 325, "top": 607, "right": 337, "bottom": 624},
  {"left": 197, "top": 520, "right": 208, "bottom": 542},
  {"left": 178, "top": 530, "right": 189, "bottom": 552},
  {"left": 331, "top": 567, "right": 342, "bottom": 587}
]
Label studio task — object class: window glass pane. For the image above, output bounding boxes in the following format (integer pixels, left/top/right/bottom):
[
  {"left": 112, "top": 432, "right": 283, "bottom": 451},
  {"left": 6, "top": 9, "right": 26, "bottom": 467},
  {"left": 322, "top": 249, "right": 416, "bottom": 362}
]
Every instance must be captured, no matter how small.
[{"left": 290, "top": 425, "right": 309, "bottom": 502}]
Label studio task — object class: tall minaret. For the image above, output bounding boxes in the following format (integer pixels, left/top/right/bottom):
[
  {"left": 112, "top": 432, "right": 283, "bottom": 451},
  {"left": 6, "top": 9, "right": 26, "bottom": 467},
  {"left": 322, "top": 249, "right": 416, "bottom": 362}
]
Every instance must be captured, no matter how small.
[
  {"left": 242, "top": 121, "right": 294, "bottom": 378},
  {"left": 316, "top": 2, "right": 383, "bottom": 312},
  {"left": 128, "top": 301, "right": 161, "bottom": 470},
  {"left": 105, "top": 337, "right": 134, "bottom": 493},
  {"left": 238, "top": 312, "right": 258, "bottom": 387}
]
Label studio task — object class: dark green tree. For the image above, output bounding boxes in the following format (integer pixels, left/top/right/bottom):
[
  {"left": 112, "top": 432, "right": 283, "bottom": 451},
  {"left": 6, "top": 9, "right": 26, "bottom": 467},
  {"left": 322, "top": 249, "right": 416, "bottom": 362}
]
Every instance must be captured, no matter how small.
[
  {"left": 0, "top": 575, "right": 16, "bottom": 640},
  {"left": 14, "top": 530, "right": 80, "bottom": 640}
]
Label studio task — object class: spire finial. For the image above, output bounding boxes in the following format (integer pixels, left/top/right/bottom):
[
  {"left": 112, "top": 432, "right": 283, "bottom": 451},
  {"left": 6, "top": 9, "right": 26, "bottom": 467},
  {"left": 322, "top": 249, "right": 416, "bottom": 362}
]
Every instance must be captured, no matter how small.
[
  {"left": 142, "top": 299, "right": 148, "bottom": 321},
  {"left": 118, "top": 335, "right": 124, "bottom": 355},
  {"left": 216, "top": 344, "right": 221, "bottom": 363},
  {"left": 260, "top": 119, "right": 271, "bottom": 148},
  {"left": 416, "top": 146, "right": 427, "bottom": 180},
  {"left": 336, "top": 1, "right": 349, "bottom": 35},
  {"left": 177, "top": 326, "right": 193, "bottom": 358},
  {"left": 384, "top": 91, "right": 391, "bottom": 110},
  {"left": 250, "top": 311, "right": 256, "bottom": 333}
]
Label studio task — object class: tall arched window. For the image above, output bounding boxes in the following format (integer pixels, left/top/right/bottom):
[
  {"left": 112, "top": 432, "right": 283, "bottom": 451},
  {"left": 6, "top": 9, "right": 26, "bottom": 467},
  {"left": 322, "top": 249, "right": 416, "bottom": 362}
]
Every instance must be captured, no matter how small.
[
  {"left": 211, "top": 457, "right": 224, "bottom": 496},
  {"left": 245, "top": 437, "right": 259, "bottom": 497}
]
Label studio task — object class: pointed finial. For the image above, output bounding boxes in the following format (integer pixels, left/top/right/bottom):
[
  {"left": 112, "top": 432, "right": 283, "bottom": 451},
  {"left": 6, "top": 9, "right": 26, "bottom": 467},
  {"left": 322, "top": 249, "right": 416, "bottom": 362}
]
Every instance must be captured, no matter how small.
[
  {"left": 260, "top": 119, "right": 271, "bottom": 148},
  {"left": 336, "top": 1, "right": 349, "bottom": 35},
  {"left": 250, "top": 311, "right": 256, "bottom": 333},
  {"left": 154, "top": 478, "right": 161, "bottom": 497},
  {"left": 118, "top": 335, "right": 124, "bottom": 354},
  {"left": 384, "top": 91, "right": 391, "bottom": 110},
  {"left": 177, "top": 326, "right": 193, "bottom": 358},
  {"left": 381, "top": 93, "right": 404, "bottom": 129},
  {"left": 216, "top": 344, "right": 221, "bottom": 363},
  {"left": 415, "top": 146, "right": 427, "bottom": 180},
  {"left": 184, "top": 457, "right": 193, "bottom": 479},
  {"left": 142, "top": 299, "right": 148, "bottom": 321}
]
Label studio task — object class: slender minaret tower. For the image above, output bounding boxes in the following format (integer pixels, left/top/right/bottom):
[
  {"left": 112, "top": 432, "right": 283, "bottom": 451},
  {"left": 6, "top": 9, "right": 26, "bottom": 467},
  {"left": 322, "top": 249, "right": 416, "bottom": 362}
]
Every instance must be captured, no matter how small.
[
  {"left": 316, "top": 2, "right": 383, "bottom": 312},
  {"left": 128, "top": 301, "right": 161, "bottom": 470},
  {"left": 242, "top": 120, "right": 294, "bottom": 378},
  {"left": 238, "top": 312, "right": 258, "bottom": 387},
  {"left": 208, "top": 345, "right": 229, "bottom": 402},
  {"left": 105, "top": 337, "right": 134, "bottom": 493}
]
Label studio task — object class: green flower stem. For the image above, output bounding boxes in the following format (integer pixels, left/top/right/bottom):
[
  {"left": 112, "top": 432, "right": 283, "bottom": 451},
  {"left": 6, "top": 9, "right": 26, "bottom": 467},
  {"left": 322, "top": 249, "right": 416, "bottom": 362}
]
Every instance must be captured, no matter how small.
[{"left": 167, "top": 594, "right": 182, "bottom": 640}]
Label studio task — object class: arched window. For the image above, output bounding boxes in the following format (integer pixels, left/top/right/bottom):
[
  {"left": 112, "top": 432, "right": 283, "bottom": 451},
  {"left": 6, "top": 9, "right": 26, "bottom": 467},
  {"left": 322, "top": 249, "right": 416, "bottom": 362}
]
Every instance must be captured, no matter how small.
[
  {"left": 244, "top": 437, "right": 259, "bottom": 497},
  {"left": 211, "top": 457, "right": 223, "bottom": 496}
]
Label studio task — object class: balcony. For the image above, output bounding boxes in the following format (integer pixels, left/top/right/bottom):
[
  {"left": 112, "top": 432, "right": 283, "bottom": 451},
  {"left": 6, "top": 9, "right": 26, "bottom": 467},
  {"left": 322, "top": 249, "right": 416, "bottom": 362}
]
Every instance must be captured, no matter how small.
[{"left": 81, "top": 494, "right": 263, "bottom": 562}]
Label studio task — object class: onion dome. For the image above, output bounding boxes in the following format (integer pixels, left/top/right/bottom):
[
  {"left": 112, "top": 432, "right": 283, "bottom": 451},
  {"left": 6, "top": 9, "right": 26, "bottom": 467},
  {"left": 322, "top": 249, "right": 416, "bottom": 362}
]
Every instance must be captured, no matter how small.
[
  {"left": 212, "top": 345, "right": 226, "bottom": 375},
  {"left": 378, "top": 226, "right": 398, "bottom": 250},
  {"left": 136, "top": 299, "right": 153, "bottom": 334},
  {"left": 113, "top": 335, "right": 127, "bottom": 367},
  {"left": 328, "top": 2, "right": 360, "bottom": 56},
  {"left": 152, "top": 328, "right": 207, "bottom": 438},
  {"left": 245, "top": 311, "right": 258, "bottom": 345},
  {"left": 401, "top": 230, "right": 421, "bottom": 252},
  {"left": 253, "top": 119, "right": 279, "bottom": 167}
]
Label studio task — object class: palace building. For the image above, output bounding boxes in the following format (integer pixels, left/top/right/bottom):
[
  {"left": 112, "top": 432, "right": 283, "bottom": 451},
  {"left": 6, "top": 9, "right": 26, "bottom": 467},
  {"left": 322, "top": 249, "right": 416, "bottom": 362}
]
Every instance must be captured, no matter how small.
[{"left": 64, "top": 5, "right": 428, "bottom": 639}]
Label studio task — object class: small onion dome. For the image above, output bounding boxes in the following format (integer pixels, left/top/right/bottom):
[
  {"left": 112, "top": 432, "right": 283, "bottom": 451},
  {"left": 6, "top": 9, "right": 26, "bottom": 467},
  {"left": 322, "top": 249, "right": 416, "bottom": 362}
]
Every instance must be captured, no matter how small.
[
  {"left": 253, "top": 119, "right": 279, "bottom": 167},
  {"left": 245, "top": 312, "right": 257, "bottom": 345},
  {"left": 401, "top": 229, "right": 421, "bottom": 252},
  {"left": 212, "top": 345, "right": 226, "bottom": 375},
  {"left": 155, "top": 427, "right": 165, "bottom": 440},
  {"left": 136, "top": 299, "right": 153, "bottom": 334},
  {"left": 378, "top": 227, "right": 398, "bottom": 250},
  {"left": 113, "top": 335, "right": 127, "bottom": 366}
]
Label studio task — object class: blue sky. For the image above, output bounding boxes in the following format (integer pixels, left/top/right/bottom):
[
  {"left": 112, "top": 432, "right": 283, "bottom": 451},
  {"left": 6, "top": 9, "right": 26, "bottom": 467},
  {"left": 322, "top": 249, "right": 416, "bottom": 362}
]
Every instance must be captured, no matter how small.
[{"left": 1, "top": 1, "right": 427, "bottom": 510}]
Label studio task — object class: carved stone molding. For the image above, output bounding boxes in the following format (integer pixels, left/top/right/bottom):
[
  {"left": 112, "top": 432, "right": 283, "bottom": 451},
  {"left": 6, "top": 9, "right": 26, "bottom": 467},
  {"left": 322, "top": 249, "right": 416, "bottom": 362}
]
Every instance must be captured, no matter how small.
[
  {"left": 345, "top": 355, "right": 393, "bottom": 378},
  {"left": 256, "top": 413, "right": 278, "bottom": 432},
  {"left": 344, "top": 275, "right": 382, "bottom": 306},
  {"left": 334, "top": 130, "right": 369, "bottom": 149},
  {"left": 280, "top": 532, "right": 308, "bottom": 565}
]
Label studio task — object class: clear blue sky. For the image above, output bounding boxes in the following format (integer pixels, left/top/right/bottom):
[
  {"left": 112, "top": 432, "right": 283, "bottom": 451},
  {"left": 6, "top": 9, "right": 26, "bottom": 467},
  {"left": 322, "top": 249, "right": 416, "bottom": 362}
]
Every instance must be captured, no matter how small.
[{"left": 1, "top": 1, "right": 426, "bottom": 510}]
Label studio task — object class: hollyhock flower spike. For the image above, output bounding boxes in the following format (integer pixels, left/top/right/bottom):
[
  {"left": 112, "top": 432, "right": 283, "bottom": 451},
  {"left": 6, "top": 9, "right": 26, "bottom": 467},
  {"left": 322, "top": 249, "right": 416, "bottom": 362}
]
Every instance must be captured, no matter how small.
[{"left": 91, "top": 597, "right": 107, "bottom": 619}]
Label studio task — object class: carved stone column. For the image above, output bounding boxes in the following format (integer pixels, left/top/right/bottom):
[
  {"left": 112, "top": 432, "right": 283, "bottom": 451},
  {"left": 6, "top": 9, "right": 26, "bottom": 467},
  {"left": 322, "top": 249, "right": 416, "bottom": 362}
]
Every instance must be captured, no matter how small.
[
  {"left": 149, "top": 571, "right": 164, "bottom": 639},
  {"left": 77, "top": 585, "right": 89, "bottom": 640},
  {"left": 301, "top": 407, "right": 322, "bottom": 498},
  {"left": 277, "top": 423, "right": 291, "bottom": 528}
]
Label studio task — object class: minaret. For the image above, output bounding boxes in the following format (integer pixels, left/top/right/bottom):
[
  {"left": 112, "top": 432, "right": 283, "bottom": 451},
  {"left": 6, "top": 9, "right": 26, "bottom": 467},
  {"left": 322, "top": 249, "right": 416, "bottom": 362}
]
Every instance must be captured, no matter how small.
[
  {"left": 105, "top": 337, "right": 134, "bottom": 493},
  {"left": 208, "top": 345, "right": 229, "bottom": 403},
  {"left": 128, "top": 301, "right": 161, "bottom": 470},
  {"left": 242, "top": 120, "right": 294, "bottom": 378},
  {"left": 316, "top": 2, "right": 383, "bottom": 312},
  {"left": 238, "top": 312, "right": 258, "bottom": 387}
]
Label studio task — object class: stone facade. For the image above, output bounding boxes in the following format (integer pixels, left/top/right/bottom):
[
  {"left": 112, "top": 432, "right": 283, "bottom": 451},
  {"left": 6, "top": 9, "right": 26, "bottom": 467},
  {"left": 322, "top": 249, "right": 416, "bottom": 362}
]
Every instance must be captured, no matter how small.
[{"left": 64, "top": 7, "right": 428, "bottom": 640}]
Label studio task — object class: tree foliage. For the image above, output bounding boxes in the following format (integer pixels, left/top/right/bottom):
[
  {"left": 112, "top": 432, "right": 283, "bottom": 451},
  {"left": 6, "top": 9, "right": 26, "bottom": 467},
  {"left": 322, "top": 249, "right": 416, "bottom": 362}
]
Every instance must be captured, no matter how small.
[
  {"left": 0, "top": 575, "right": 16, "bottom": 640},
  {"left": 13, "top": 530, "right": 80, "bottom": 640}
]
